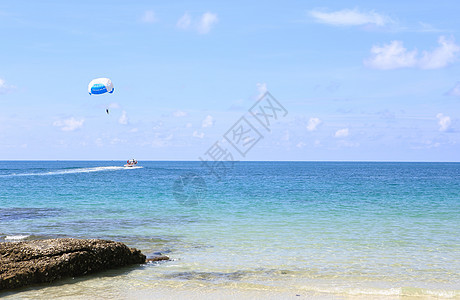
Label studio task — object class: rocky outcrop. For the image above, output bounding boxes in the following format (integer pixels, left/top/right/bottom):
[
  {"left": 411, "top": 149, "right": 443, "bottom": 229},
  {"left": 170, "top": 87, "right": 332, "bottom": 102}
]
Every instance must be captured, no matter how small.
[{"left": 0, "top": 238, "right": 156, "bottom": 290}]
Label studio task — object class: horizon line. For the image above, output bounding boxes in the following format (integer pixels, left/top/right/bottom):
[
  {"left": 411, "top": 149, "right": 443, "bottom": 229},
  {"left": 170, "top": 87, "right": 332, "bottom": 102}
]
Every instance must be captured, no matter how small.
[{"left": 1, "top": 159, "right": 459, "bottom": 163}]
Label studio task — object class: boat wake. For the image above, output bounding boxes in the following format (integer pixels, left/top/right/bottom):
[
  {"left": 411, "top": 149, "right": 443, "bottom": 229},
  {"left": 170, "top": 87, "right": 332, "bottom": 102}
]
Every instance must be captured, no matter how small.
[
  {"left": 1, "top": 166, "right": 143, "bottom": 177},
  {"left": 123, "top": 166, "right": 143, "bottom": 170}
]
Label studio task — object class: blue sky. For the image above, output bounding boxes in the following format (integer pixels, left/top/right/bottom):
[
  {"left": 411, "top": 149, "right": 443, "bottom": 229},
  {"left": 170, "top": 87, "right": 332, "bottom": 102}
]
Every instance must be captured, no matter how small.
[{"left": 1, "top": 0, "right": 459, "bottom": 161}]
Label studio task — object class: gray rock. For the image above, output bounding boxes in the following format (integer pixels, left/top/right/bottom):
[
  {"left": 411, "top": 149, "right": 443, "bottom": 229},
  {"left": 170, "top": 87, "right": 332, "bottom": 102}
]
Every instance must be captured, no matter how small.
[
  {"left": 146, "top": 255, "right": 170, "bottom": 263},
  {"left": 0, "top": 238, "right": 153, "bottom": 290}
]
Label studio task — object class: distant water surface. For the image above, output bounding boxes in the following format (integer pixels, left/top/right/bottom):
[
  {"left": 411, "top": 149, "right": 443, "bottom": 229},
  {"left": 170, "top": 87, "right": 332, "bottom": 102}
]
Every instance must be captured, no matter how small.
[{"left": 0, "top": 161, "right": 459, "bottom": 298}]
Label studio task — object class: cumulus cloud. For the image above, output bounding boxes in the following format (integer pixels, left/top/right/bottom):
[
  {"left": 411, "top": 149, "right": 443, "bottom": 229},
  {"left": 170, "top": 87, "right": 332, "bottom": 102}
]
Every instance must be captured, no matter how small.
[
  {"left": 177, "top": 12, "right": 218, "bottom": 34},
  {"left": 365, "top": 40, "right": 417, "bottom": 70},
  {"left": 0, "top": 78, "right": 15, "bottom": 94},
  {"left": 53, "top": 117, "right": 84, "bottom": 131},
  {"left": 193, "top": 130, "right": 204, "bottom": 138},
  {"left": 365, "top": 36, "right": 460, "bottom": 70},
  {"left": 119, "top": 110, "right": 128, "bottom": 125},
  {"left": 419, "top": 36, "right": 460, "bottom": 69},
  {"left": 447, "top": 82, "right": 460, "bottom": 97},
  {"left": 141, "top": 10, "right": 157, "bottom": 23},
  {"left": 202, "top": 115, "right": 214, "bottom": 128},
  {"left": 436, "top": 113, "right": 451, "bottom": 131},
  {"left": 309, "top": 8, "right": 391, "bottom": 27},
  {"left": 197, "top": 12, "right": 218, "bottom": 34},
  {"left": 0, "top": 79, "right": 8, "bottom": 93},
  {"left": 173, "top": 110, "right": 187, "bottom": 117},
  {"left": 335, "top": 128, "right": 349, "bottom": 138},
  {"left": 307, "top": 117, "right": 321, "bottom": 131}
]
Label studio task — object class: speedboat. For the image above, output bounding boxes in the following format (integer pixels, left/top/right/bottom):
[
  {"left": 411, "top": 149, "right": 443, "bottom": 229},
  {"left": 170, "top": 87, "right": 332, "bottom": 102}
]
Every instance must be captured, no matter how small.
[{"left": 124, "top": 159, "right": 138, "bottom": 167}]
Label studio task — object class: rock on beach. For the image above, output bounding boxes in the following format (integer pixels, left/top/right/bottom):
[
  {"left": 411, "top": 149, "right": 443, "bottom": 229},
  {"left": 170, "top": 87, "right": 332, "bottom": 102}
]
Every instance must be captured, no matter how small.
[{"left": 0, "top": 238, "right": 151, "bottom": 290}]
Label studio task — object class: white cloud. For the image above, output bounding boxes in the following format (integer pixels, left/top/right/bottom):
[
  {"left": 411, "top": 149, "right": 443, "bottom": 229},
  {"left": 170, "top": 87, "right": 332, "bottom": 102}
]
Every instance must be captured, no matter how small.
[
  {"left": 365, "top": 40, "right": 417, "bottom": 70},
  {"left": 193, "top": 130, "right": 204, "bottom": 138},
  {"left": 365, "top": 36, "right": 460, "bottom": 70},
  {"left": 436, "top": 113, "right": 451, "bottom": 132},
  {"left": 130, "top": 128, "right": 139, "bottom": 133},
  {"left": 307, "top": 117, "right": 321, "bottom": 131},
  {"left": 447, "top": 82, "right": 460, "bottom": 97},
  {"left": 186, "top": 122, "right": 193, "bottom": 128},
  {"left": 419, "top": 36, "right": 460, "bottom": 69},
  {"left": 141, "top": 10, "right": 157, "bottom": 23},
  {"left": 0, "top": 79, "right": 7, "bottom": 93},
  {"left": 309, "top": 8, "right": 390, "bottom": 27},
  {"left": 418, "top": 22, "right": 443, "bottom": 33},
  {"left": 53, "top": 117, "right": 84, "bottom": 131},
  {"left": 0, "top": 78, "right": 15, "bottom": 94},
  {"left": 119, "top": 110, "right": 128, "bottom": 125},
  {"left": 177, "top": 12, "right": 191, "bottom": 29},
  {"left": 173, "top": 110, "right": 187, "bottom": 117},
  {"left": 177, "top": 12, "right": 218, "bottom": 34},
  {"left": 256, "top": 82, "right": 267, "bottom": 99},
  {"left": 202, "top": 115, "right": 214, "bottom": 128},
  {"left": 296, "top": 142, "right": 306, "bottom": 148},
  {"left": 197, "top": 12, "right": 218, "bottom": 34},
  {"left": 335, "top": 128, "right": 349, "bottom": 138}
]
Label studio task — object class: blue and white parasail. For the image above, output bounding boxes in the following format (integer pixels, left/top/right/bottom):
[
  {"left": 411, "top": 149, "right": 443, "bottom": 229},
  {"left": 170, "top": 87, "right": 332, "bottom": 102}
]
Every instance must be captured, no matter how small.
[{"left": 88, "top": 78, "right": 114, "bottom": 95}]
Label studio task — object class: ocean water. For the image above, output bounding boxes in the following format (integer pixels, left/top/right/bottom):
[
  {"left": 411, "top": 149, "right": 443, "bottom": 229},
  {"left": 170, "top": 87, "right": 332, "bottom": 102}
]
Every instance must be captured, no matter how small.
[{"left": 0, "top": 161, "right": 459, "bottom": 299}]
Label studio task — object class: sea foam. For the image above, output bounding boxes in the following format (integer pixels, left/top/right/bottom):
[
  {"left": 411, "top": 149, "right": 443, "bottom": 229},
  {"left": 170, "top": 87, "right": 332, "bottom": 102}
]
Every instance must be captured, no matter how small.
[{"left": 5, "top": 235, "right": 30, "bottom": 241}]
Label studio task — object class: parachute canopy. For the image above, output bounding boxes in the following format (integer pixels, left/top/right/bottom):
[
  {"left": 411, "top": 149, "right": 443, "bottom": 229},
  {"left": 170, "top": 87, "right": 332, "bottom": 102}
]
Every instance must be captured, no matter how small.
[{"left": 88, "top": 78, "right": 114, "bottom": 95}]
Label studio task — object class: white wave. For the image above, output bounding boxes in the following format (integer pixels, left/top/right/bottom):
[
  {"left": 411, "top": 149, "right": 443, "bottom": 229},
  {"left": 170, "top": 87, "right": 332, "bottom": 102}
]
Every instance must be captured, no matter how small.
[
  {"left": 5, "top": 235, "right": 30, "bottom": 241},
  {"left": 1, "top": 166, "right": 142, "bottom": 177},
  {"left": 346, "top": 287, "right": 402, "bottom": 296},
  {"left": 304, "top": 285, "right": 459, "bottom": 298},
  {"left": 426, "top": 289, "right": 459, "bottom": 298},
  {"left": 303, "top": 285, "right": 403, "bottom": 297}
]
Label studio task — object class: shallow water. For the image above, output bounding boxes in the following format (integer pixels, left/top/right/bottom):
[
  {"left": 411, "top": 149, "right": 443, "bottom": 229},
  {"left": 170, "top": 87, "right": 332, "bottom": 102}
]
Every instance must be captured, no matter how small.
[{"left": 1, "top": 161, "right": 459, "bottom": 298}]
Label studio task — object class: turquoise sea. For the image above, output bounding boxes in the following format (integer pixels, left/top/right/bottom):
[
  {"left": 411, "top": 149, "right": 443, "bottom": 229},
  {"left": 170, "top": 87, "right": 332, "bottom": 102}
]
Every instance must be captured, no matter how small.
[{"left": 1, "top": 161, "right": 459, "bottom": 299}]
